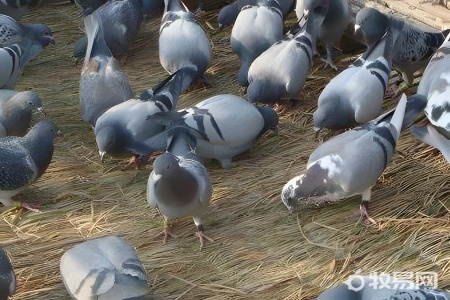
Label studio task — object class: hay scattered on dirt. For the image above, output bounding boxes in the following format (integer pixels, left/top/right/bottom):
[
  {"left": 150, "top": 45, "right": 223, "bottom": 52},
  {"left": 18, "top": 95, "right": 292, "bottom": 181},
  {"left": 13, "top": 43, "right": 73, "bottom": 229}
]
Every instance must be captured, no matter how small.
[{"left": 1, "top": 2, "right": 450, "bottom": 300}]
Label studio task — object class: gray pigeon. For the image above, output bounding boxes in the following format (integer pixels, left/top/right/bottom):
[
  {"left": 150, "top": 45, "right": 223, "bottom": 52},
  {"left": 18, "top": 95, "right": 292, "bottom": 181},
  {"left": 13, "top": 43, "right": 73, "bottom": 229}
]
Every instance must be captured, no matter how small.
[
  {"left": 0, "top": 91, "right": 44, "bottom": 137},
  {"left": 0, "top": 0, "right": 40, "bottom": 21},
  {"left": 410, "top": 32, "right": 450, "bottom": 162},
  {"left": 181, "top": 94, "right": 278, "bottom": 168},
  {"left": 159, "top": 0, "right": 212, "bottom": 80},
  {"left": 60, "top": 235, "right": 149, "bottom": 300},
  {"left": 95, "top": 65, "right": 198, "bottom": 168},
  {"left": 0, "top": 14, "right": 54, "bottom": 47},
  {"left": 304, "top": 0, "right": 352, "bottom": 70},
  {"left": 0, "top": 120, "right": 57, "bottom": 213},
  {"left": 75, "top": 0, "right": 144, "bottom": 62},
  {"left": 355, "top": 7, "right": 445, "bottom": 87},
  {"left": 218, "top": 0, "right": 294, "bottom": 30},
  {"left": 0, "top": 246, "right": 15, "bottom": 300},
  {"left": 246, "top": 0, "right": 328, "bottom": 103},
  {"left": 281, "top": 94, "right": 408, "bottom": 222},
  {"left": 231, "top": 0, "right": 283, "bottom": 86},
  {"left": 313, "top": 22, "right": 397, "bottom": 132},
  {"left": 147, "top": 127, "right": 213, "bottom": 250},
  {"left": 318, "top": 274, "right": 450, "bottom": 300},
  {"left": 79, "top": 10, "right": 134, "bottom": 127}
]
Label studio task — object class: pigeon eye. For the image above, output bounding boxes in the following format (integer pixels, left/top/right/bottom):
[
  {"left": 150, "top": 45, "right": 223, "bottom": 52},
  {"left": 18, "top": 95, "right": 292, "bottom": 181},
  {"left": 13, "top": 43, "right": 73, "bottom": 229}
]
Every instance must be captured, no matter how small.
[{"left": 28, "top": 101, "right": 33, "bottom": 105}]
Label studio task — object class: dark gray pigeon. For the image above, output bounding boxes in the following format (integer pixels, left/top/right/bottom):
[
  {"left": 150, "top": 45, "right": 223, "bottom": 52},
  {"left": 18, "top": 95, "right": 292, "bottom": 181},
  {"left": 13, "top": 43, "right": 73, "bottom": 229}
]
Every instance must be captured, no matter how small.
[
  {"left": 410, "top": 32, "right": 450, "bottom": 163},
  {"left": 0, "top": 14, "right": 54, "bottom": 47},
  {"left": 246, "top": 0, "right": 328, "bottom": 103},
  {"left": 60, "top": 235, "right": 149, "bottom": 300},
  {"left": 75, "top": 0, "right": 144, "bottom": 62},
  {"left": 147, "top": 127, "right": 213, "bottom": 250},
  {"left": 281, "top": 94, "right": 408, "bottom": 222},
  {"left": 0, "top": 91, "right": 44, "bottom": 137},
  {"left": 318, "top": 274, "right": 450, "bottom": 300},
  {"left": 355, "top": 7, "right": 445, "bottom": 87},
  {"left": 159, "top": 0, "right": 212, "bottom": 79},
  {"left": 181, "top": 94, "right": 278, "bottom": 168},
  {"left": 231, "top": 0, "right": 283, "bottom": 86},
  {"left": 0, "top": 0, "right": 40, "bottom": 21},
  {"left": 94, "top": 65, "right": 198, "bottom": 168},
  {"left": 313, "top": 21, "right": 397, "bottom": 131},
  {"left": 0, "top": 246, "right": 15, "bottom": 300},
  {"left": 79, "top": 10, "right": 134, "bottom": 127},
  {"left": 0, "top": 120, "right": 57, "bottom": 213},
  {"left": 304, "top": 0, "right": 352, "bottom": 70}
]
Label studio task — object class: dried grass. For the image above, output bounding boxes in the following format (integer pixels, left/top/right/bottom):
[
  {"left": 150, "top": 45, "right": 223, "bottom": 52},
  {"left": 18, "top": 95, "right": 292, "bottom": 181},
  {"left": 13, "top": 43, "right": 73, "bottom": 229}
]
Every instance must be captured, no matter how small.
[{"left": 1, "top": 2, "right": 450, "bottom": 300}]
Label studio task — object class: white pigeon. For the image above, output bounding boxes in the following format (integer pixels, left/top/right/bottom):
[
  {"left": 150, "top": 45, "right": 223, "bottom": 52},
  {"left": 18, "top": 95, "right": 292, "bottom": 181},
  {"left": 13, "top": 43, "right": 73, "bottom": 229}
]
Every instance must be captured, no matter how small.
[
  {"left": 281, "top": 94, "right": 408, "bottom": 222},
  {"left": 60, "top": 235, "right": 149, "bottom": 300}
]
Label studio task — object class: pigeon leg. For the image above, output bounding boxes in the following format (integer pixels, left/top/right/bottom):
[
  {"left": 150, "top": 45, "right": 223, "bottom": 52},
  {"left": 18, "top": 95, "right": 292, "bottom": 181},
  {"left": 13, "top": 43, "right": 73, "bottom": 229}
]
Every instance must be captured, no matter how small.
[
  {"left": 135, "top": 155, "right": 150, "bottom": 169},
  {"left": 121, "top": 155, "right": 139, "bottom": 171},
  {"left": 321, "top": 45, "right": 339, "bottom": 71},
  {"left": 159, "top": 219, "right": 176, "bottom": 244},
  {"left": 359, "top": 189, "right": 376, "bottom": 225},
  {"left": 195, "top": 224, "right": 214, "bottom": 250}
]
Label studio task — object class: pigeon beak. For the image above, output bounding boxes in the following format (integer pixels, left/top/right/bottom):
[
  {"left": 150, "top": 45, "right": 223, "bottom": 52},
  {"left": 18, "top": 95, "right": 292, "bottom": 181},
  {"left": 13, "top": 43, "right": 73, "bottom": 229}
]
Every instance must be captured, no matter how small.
[
  {"left": 37, "top": 107, "right": 46, "bottom": 117},
  {"left": 74, "top": 57, "right": 81, "bottom": 65},
  {"left": 354, "top": 24, "right": 361, "bottom": 34},
  {"left": 313, "top": 126, "right": 322, "bottom": 138},
  {"left": 56, "top": 130, "right": 63, "bottom": 138},
  {"left": 303, "top": 9, "right": 309, "bottom": 19}
]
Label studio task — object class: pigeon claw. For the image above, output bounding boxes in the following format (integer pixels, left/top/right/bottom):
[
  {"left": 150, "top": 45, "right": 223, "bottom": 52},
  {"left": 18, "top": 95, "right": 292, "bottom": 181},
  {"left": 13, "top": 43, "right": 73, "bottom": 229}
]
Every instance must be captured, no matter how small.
[
  {"left": 196, "top": 226, "right": 214, "bottom": 250},
  {"left": 358, "top": 201, "right": 376, "bottom": 225},
  {"left": 14, "top": 201, "right": 41, "bottom": 213},
  {"left": 159, "top": 228, "right": 176, "bottom": 244}
]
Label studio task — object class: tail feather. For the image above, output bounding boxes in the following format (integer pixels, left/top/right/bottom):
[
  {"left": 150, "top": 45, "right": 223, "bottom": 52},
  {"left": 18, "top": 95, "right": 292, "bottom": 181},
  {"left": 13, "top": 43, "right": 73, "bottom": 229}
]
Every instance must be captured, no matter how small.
[
  {"left": 389, "top": 93, "right": 407, "bottom": 141},
  {"left": 83, "top": 11, "right": 111, "bottom": 68}
]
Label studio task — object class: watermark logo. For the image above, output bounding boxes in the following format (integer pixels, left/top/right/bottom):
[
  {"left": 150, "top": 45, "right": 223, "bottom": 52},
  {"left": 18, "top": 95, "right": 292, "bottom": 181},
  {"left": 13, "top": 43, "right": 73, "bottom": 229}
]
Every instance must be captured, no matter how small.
[{"left": 344, "top": 269, "right": 438, "bottom": 291}]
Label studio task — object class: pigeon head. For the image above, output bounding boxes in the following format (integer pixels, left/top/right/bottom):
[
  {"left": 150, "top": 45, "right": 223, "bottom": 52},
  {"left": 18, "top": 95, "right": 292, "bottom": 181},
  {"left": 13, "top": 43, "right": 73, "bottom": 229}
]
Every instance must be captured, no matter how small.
[
  {"left": 22, "top": 91, "right": 43, "bottom": 112},
  {"left": 355, "top": 7, "right": 389, "bottom": 48},
  {"left": 152, "top": 152, "right": 180, "bottom": 177},
  {"left": 217, "top": 3, "right": 238, "bottom": 30},
  {"left": 303, "top": 0, "right": 329, "bottom": 39},
  {"left": 27, "top": 24, "right": 55, "bottom": 46},
  {"left": 281, "top": 160, "right": 345, "bottom": 213},
  {"left": 313, "top": 100, "right": 353, "bottom": 131},
  {"left": 256, "top": 105, "right": 279, "bottom": 136},
  {"left": 95, "top": 126, "right": 126, "bottom": 159},
  {"left": 73, "top": 35, "right": 88, "bottom": 63}
]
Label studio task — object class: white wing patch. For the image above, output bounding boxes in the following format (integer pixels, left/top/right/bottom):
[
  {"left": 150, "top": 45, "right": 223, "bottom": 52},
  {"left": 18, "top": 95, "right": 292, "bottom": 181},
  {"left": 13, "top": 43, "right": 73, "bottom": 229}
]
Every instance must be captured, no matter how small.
[{"left": 316, "top": 154, "right": 343, "bottom": 178}]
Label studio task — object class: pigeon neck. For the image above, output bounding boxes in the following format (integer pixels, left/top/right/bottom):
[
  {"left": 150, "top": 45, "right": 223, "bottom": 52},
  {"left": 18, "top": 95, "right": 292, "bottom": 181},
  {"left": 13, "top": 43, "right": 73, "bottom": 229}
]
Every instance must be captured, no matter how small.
[{"left": 167, "top": 130, "right": 197, "bottom": 159}]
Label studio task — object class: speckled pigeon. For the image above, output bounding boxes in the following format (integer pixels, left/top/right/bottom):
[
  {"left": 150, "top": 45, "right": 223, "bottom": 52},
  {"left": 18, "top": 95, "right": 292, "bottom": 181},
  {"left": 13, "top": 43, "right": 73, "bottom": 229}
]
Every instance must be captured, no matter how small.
[
  {"left": 60, "top": 235, "right": 149, "bottom": 300},
  {"left": 0, "top": 120, "right": 57, "bottom": 213},
  {"left": 0, "top": 14, "right": 53, "bottom": 47},
  {"left": 355, "top": 7, "right": 445, "bottom": 87},
  {"left": 79, "top": 10, "right": 133, "bottom": 127},
  {"left": 147, "top": 126, "right": 213, "bottom": 250},
  {"left": 0, "top": 246, "right": 15, "bottom": 300}
]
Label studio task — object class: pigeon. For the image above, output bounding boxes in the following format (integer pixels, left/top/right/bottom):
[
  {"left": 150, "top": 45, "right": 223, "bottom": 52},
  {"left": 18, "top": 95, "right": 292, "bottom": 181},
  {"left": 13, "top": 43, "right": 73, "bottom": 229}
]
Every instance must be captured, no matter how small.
[
  {"left": 159, "top": 0, "right": 212, "bottom": 80},
  {"left": 181, "top": 94, "right": 279, "bottom": 168},
  {"left": 95, "top": 65, "right": 198, "bottom": 167},
  {"left": 231, "top": 0, "right": 283, "bottom": 86},
  {"left": 410, "top": 32, "right": 450, "bottom": 162},
  {"left": 313, "top": 23, "right": 397, "bottom": 132},
  {"left": 0, "top": 246, "right": 15, "bottom": 300},
  {"left": 0, "top": 14, "right": 54, "bottom": 48},
  {"left": 60, "top": 235, "right": 149, "bottom": 300},
  {"left": 76, "top": 0, "right": 144, "bottom": 62},
  {"left": 246, "top": 0, "right": 328, "bottom": 103},
  {"left": 0, "top": 120, "right": 57, "bottom": 213},
  {"left": 0, "top": 91, "right": 44, "bottom": 137},
  {"left": 218, "top": 0, "right": 294, "bottom": 30},
  {"left": 72, "top": 35, "right": 87, "bottom": 65},
  {"left": 304, "top": 0, "right": 352, "bottom": 70},
  {"left": 0, "top": 0, "right": 40, "bottom": 21},
  {"left": 147, "top": 126, "right": 213, "bottom": 250},
  {"left": 318, "top": 274, "right": 450, "bottom": 300},
  {"left": 281, "top": 94, "right": 408, "bottom": 222},
  {"left": 355, "top": 7, "right": 445, "bottom": 87},
  {"left": 79, "top": 10, "right": 134, "bottom": 127}
]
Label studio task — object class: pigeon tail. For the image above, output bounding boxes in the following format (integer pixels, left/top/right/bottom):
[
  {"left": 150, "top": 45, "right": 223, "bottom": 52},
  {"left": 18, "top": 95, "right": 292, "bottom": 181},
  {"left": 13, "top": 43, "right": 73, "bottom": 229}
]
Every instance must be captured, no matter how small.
[
  {"left": 164, "top": 0, "right": 188, "bottom": 13},
  {"left": 411, "top": 124, "right": 450, "bottom": 163},
  {"left": 389, "top": 93, "right": 407, "bottom": 141},
  {"left": 83, "top": 10, "right": 111, "bottom": 68}
]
